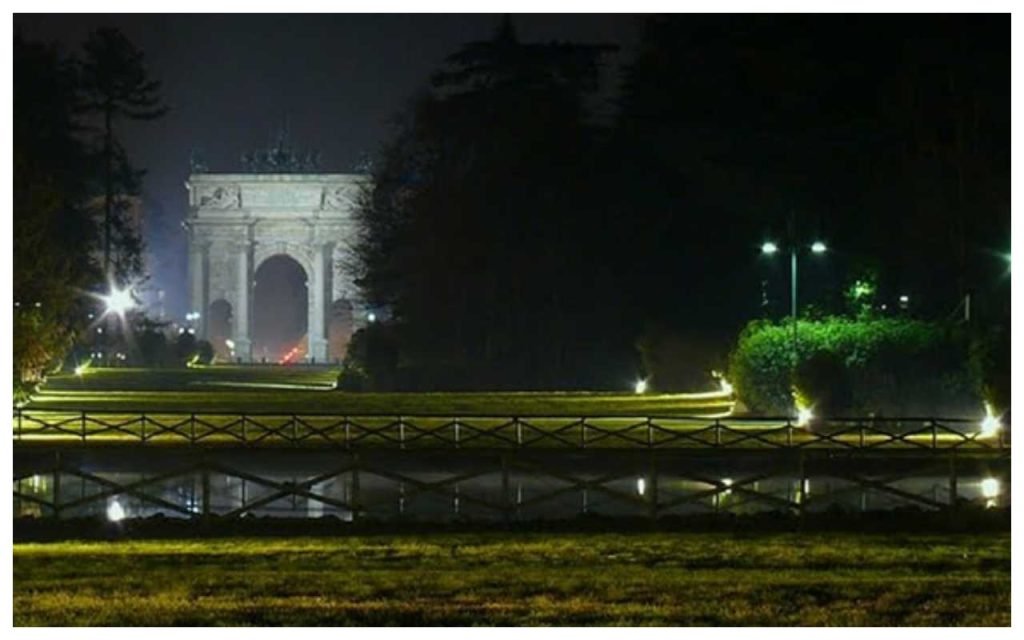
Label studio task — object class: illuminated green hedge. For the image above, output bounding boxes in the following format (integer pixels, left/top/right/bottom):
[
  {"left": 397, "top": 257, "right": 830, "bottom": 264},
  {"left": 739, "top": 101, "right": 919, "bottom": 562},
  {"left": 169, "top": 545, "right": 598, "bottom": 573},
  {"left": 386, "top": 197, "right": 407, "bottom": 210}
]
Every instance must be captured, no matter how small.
[{"left": 728, "top": 318, "right": 979, "bottom": 416}]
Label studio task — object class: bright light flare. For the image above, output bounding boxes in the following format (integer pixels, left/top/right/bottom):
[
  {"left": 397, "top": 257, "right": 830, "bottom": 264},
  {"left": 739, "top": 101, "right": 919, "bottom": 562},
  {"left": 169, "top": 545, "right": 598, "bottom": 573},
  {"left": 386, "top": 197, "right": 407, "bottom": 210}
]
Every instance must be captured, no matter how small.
[
  {"left": 74, "top": 359, "right": 92, "bottom": 376},
  {"left": 225, "top": 339, "right": 236, "bottom": 350},
  {"left": 634, "top": 378, "right": 648, "bottom": 394},
  {"left": 761, "top": 241, "right": 779, "bottom": 255},
  {"left": 107, "top": 499, "right": 126, "bottom": 522},
  {"left": 979, "top": 404, "right": 1002, "bottom": 437},
  {"left": 102, "top": 286, "right": 135, "bottom": 317},
  {"left": 796, "top": 407, "right": 814, "bottom": 427},
  {"left": 980, "top": 477, "right": 1001, "bottom": 500},
  {"left": 811, "top": 241, "right": 827, "bottom": 254},
  {"left": 636, "top": 477, "right": 646, "bottom": 496}
]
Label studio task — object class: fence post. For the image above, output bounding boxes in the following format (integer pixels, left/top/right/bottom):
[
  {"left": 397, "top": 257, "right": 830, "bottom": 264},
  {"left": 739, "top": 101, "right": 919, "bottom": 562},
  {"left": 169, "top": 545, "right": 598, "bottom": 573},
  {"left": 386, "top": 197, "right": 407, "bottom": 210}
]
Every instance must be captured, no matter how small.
[
  {"left": 344, "top": 418, "right": 350, "bottom": 449},
  {"left": 399, "top": 417, "right": 405, "bottom": 450},
  {"left": 581, "top": 420, "right": 587, "bottom": 449},
  {"left": 647, "top": 417, "right": 653, "bottom": 448},
  {"left": 516, "top": 418, "right": 522, "bottom": 447},
  {"left": 241, "top": 415, "right": 247, "bottom": 443},
  {"left": 292, "top": 416, "right": 298, "bottom": 444},
  {"left": 797, "top": 450, "right": 807, "bottom": 522},
  {"left": 201, "top": 461, "right": 211, "bottom": 519},
  {"left": 190, "top": 413, "right": 196, "bottom": 445},
  {"left": 948, "top": 450, "right": 958, "bottom": 509},
  {"left": 454, "top": 419, "right": 460, "bottom": 449},
  {"left": 501, "top": 454, "right": 511, "bottom": 525},
  {"left": 714, "top": 419, "right": 722, "bottom": 446},
  {"left": 141, "top": 413, "right": 147, "bottom": 443},
  {"left": 931, "top": 420, "right": 938, "bottom": 449},
  {"left": 351, "top": 452, "right": 361, "bottom": 522},
  {"left": 648, "top": 454, "right": 659, "bottom": 524},
  {"left": 52, "top": 451, "right": 62, "bottom": 519},
  {"left": 81, "top": 411, "right": 87, "bottom": 443},
  {"left": 786, "top": 421, "right": 793, "bottom": 447},
  {"left": 17, "top": 408, "right": 22, "bottom": 441}
]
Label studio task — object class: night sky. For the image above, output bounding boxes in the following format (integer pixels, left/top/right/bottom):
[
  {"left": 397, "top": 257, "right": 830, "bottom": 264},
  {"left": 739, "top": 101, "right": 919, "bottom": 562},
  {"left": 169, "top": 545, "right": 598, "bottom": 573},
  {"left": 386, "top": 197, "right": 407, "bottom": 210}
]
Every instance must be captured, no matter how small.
[{"left": 15, "top": 13, "right": 642, "bottom": 318}]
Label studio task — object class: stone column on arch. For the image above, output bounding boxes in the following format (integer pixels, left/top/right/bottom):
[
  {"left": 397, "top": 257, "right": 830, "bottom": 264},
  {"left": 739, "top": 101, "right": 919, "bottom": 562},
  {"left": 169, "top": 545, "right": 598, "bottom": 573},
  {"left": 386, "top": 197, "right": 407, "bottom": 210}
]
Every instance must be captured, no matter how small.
[
  {"left": 234, "top": 241, "right": 253, "bottom": 362},
  {"left": 307, "top": 244, "right": 329, "bottom": 362},
  {"left": 188, "top": 238, "right": 210, "bottom": 339}
]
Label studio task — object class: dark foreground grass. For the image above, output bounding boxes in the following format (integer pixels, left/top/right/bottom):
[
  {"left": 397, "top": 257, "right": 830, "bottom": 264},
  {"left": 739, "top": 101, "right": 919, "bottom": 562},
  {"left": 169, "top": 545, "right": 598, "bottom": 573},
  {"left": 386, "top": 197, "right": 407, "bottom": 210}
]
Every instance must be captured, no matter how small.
[{"left": 14, "top": 532, "right": 1009, "bottom": 626}]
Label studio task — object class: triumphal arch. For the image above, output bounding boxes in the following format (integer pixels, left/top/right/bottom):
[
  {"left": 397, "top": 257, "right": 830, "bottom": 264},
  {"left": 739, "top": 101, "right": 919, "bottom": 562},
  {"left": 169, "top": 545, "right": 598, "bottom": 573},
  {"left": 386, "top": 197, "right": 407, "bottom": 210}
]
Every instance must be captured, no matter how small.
[{"left": 185, "top": 157, "right": 369, "bottom": 363}]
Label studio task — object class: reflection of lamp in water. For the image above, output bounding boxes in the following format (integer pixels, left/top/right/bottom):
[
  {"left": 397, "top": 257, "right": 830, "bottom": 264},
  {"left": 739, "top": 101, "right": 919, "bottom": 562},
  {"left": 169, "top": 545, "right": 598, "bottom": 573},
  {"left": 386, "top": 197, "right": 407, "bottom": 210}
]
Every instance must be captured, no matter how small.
[
  {"left": 722, "top": 478, "right": 733, "bottom": 496},
  {"left": 981, "top": 477, "right": 1000, "bottom": 509},
  {"left": 107, "top": 499, "right": 126, "bottom": 522}
]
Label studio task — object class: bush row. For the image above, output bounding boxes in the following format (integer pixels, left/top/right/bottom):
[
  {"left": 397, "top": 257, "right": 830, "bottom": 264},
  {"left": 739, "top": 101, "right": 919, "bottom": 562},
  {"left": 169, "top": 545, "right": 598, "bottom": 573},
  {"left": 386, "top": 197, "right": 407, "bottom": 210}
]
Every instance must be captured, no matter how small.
[{"left": 728, "top": 317, "right": 983, "bottom": 417}]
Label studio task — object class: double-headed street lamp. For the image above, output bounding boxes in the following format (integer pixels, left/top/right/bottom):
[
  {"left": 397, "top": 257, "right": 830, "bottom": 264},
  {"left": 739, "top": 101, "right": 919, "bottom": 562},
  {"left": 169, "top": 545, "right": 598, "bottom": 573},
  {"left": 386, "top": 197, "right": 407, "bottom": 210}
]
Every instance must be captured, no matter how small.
[{"left": 760, "top": 238, "right": 827, "bottom": 367}]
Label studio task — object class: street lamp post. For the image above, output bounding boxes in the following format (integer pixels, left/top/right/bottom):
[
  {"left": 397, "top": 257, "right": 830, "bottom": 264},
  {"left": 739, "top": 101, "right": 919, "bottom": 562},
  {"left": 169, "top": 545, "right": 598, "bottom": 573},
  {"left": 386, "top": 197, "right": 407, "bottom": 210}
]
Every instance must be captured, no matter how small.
[{"left": 761, "top": 238, "right": 827, "bottom": 364}]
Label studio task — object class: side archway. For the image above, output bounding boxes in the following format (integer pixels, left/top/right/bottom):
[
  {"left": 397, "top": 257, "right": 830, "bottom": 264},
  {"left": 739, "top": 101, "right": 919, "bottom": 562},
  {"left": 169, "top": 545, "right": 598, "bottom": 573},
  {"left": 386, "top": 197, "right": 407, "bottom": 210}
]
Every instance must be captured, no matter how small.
[{"left": 207, "top": 299, "right": 233, "bottom": 361}]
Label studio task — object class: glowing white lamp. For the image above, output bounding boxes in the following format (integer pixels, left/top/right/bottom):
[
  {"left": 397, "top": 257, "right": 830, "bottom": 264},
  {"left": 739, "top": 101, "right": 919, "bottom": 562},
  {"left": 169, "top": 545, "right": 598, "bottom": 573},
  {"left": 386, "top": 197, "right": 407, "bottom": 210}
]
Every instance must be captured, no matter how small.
[
  {"left": 102, "top": 286, "right": 135, "bottom": 317},
  {"left": 979, "top": 404, "right": 1002, "bottom": 437},
  {"left": 107, "top": 499, "right": 126, "bottom": 522}
]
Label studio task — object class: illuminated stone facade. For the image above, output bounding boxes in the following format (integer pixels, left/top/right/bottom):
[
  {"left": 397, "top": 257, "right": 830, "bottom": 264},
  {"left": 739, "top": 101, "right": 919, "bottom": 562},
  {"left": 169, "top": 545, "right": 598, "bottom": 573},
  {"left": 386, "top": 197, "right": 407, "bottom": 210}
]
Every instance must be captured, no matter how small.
[{"left": 185, "top": 173, "right": 368, "bottom": 362}]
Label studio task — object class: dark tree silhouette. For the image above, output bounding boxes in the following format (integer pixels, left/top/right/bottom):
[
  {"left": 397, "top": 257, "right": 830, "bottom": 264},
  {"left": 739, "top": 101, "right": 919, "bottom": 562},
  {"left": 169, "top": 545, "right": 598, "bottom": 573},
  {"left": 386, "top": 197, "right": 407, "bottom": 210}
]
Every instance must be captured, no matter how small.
[
  {"left": 354, "top": 20, "right": 627, "bottom": 389},
  {"left": 79, "top": 27, "right": 167, "bottom": 282},
  {"left": 14, "top": 34, "right": 99, "bottom": 388}
]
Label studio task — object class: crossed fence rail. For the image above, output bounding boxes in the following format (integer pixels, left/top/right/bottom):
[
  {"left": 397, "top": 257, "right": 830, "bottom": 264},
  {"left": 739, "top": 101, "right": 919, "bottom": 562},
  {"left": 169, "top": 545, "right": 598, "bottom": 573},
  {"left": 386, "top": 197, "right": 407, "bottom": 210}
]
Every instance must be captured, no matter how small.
[{"left": 12, "top": 408, "right": 1009, "bottom": 450}]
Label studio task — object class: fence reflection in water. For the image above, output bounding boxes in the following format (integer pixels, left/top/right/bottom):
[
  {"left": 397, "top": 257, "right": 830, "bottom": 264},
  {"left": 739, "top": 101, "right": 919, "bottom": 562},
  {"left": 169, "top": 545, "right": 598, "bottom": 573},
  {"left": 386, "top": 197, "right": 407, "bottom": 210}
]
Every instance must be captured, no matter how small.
[{"left": 13, "top": 448, "right": 1009, "bottom": 522}]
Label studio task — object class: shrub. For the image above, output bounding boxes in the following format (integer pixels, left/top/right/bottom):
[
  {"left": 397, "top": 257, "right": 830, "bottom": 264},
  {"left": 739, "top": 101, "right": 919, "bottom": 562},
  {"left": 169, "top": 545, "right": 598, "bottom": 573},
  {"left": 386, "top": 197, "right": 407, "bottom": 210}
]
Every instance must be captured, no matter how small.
[
  {"left": 340, "top": 324, "right": 399, "bottom": 391},
  {"left": 728, "top": 317, "right": 978, "bottom": 416}
]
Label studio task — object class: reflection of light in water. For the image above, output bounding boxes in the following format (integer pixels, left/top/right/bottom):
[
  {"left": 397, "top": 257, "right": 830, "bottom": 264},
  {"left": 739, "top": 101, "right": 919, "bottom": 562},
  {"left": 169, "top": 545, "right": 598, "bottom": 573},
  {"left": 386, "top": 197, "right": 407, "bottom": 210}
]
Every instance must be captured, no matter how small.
[
  {"left": 107, "top": 499, "right": 126, "bottom": 522},
  {"left": 636, "top": 477, "right": 645, "bottom": 496},
  {"left": 974, "top": 477, "right": 999, "bottom": 505}
]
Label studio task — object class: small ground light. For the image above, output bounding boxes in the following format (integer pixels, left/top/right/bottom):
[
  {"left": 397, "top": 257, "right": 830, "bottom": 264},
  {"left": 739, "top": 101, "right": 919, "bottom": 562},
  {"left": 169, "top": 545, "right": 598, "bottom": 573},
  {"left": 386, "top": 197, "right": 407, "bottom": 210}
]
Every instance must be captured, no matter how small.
[
  {"left": 634, "top": 378, "right": 648, "bottom": 394},
  {"left": 368, "top": 312, "right": 377, "bottom": 323},
  {"left": 637, "top": 477, "right": 646, "bottom": 496},
  {"left": 811, "top": 241, "right": 827, "bottom": 254},
  {"left": 979, "top": 404, "right": 1002, "bottom": 437},
  {"left": 761, "top": 241, "right": 778, "bottom": 255},
  {"left": 107, "top": 499, "right": 126, "bottom": 522}
]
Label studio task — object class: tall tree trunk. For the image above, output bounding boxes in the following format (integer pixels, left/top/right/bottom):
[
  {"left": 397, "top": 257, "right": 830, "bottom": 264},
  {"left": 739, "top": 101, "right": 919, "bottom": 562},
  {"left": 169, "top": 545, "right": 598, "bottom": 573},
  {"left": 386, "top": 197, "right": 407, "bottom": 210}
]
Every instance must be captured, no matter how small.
[{"left": 103, "top": 103, "right": 112, "bottom": 279}]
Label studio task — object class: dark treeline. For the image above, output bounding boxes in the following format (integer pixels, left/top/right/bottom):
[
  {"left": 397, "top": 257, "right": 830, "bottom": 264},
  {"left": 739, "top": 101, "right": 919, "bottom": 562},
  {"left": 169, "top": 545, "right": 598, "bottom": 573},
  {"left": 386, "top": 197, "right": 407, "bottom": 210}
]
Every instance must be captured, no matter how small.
[
  {"left": 351, "top": 15, "right": 1008, "bottom": 392},
  {"left": 14, "top": 29, "right": 165, "bottom": 390}
]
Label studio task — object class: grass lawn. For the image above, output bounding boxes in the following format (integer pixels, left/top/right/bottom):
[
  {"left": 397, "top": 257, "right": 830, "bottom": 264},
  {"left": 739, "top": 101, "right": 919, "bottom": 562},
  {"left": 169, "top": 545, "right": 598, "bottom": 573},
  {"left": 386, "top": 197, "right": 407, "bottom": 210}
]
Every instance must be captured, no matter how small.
[
  {"left": 13, "top": 532, "right": 1009, "bottom": 626},
  {"left": 27, "top": 367, "right": 734, "bottom": 417}
]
